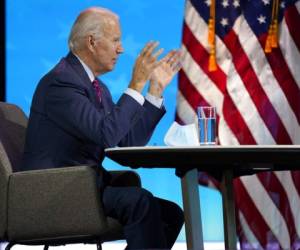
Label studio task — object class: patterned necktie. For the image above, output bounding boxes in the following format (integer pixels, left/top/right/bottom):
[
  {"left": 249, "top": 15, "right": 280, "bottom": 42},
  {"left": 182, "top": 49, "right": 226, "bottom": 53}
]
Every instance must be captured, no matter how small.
[{"left": 92, "top": 79, "right": 102, "bottom": 103}]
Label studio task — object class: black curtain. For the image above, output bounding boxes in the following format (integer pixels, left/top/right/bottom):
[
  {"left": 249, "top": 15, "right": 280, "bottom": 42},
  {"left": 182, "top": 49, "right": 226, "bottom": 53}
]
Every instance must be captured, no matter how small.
[{"left": 0, "top": 0, "right": 5, "bottom": 101}]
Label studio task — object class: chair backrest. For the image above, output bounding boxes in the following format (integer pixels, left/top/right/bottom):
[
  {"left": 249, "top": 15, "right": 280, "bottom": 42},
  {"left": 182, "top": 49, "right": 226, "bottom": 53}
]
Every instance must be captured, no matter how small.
[{"left": 0, "top": 102, "right": 28, "bottom": 239}]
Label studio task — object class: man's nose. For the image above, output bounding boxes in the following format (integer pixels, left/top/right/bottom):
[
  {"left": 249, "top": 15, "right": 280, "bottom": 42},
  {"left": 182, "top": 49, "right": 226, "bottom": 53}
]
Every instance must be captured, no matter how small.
[{"left": 117, "top": 43, "right": 124, "bottom": 54}]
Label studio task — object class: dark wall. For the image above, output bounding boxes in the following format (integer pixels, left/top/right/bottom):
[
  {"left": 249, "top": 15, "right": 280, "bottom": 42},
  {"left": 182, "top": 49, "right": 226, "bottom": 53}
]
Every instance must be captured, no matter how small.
[{"left": 0, "top": 0, "right": 5, "bottom": 101}]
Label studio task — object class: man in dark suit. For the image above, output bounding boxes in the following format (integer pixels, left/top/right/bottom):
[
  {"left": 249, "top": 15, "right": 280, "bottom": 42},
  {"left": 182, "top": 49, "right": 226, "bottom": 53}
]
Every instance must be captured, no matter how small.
[{"left": 21, "top": 7, "right": 183, "bottom": 250}]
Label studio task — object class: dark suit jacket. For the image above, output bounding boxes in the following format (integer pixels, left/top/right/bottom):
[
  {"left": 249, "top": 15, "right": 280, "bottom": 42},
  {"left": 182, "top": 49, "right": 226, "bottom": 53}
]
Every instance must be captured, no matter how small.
[{"left": 21, "top": 52, "right": 165, "bottom": 186}]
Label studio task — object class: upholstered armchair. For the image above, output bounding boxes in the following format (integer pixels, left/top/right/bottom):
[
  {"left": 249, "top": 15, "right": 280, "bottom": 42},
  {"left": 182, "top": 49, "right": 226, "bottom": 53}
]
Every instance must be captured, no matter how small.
[{"left": 0, "top": 102, "right": 141, "bottom": 250}]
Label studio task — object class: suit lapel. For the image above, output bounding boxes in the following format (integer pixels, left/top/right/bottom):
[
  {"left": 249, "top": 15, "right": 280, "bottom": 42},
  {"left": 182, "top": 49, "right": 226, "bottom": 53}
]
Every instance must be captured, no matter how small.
[
  {"left": 65, "top": 52, "right": 113, "bottom": 113},
  {"left": 65, "top": 52, "right": 102, "bottom": 110}
]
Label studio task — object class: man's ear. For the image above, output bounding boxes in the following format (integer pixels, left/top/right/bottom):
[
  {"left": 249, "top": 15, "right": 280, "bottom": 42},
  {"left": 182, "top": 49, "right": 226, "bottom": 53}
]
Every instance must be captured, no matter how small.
[{"left": 87, "top": 35, "right": 96, "bottom": 52}]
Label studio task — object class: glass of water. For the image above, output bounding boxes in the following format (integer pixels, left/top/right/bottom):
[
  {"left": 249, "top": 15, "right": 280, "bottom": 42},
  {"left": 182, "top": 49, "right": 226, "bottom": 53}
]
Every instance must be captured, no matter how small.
[{"left": 197, "top": 106, "right": 217, "bottom": 145}]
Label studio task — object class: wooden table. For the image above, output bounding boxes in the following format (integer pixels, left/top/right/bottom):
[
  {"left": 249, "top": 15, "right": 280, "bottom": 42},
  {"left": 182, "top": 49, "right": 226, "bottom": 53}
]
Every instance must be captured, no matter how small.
[{"left": 105, "top": 145, "right": 300, "bottom": 250}]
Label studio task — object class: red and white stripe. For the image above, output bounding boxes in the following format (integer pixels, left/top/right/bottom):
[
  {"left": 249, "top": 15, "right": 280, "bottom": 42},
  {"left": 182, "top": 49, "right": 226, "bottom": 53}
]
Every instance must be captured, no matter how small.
[{"left": 177, "top": 0, "right": 300, "bottom": 249}]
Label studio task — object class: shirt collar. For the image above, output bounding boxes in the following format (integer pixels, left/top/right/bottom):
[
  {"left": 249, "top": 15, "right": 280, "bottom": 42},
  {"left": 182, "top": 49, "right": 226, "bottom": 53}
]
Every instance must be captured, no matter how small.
[{"left": 74, "top": 54, "right": 95, "bottom": 82}]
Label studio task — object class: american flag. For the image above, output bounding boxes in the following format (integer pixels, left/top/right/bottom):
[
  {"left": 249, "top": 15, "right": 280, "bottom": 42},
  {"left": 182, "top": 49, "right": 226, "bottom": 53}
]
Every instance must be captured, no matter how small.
[{"left": 176, "top": 0, "right": 300, "bottom": 249}]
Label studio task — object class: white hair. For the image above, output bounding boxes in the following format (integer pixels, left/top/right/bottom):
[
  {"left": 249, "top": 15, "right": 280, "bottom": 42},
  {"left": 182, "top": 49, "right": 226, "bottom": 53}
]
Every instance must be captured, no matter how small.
[{"left": 68, "top": 7, "right": 119, "bottom": 52}]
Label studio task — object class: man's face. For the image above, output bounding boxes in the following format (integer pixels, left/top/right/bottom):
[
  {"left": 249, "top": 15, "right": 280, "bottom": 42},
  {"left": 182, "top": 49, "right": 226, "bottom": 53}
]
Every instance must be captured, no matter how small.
[{"left": 91, "top": 19, "right": 124, "bottom": 75}]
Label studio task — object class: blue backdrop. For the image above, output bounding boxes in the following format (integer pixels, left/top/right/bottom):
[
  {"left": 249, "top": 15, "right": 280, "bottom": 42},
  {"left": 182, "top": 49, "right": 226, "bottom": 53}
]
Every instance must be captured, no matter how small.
[{"left": 6, "top": 0, "right": 224, "bottom": 242}]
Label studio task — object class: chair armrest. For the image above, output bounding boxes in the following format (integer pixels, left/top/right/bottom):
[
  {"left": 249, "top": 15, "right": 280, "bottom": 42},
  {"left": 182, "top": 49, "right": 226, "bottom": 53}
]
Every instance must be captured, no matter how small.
[
  {"left": 109, "top": 170, "right": 141, "bottom": 187},
  {"left": 7, "top": 166, "right": 107, "bottom": 241}
]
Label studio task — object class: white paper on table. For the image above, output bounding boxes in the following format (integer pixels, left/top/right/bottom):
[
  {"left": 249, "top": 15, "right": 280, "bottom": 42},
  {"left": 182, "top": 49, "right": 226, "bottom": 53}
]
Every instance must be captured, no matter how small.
[{"left": 164, "top": 121, "right": 200, "bottom": 146}]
